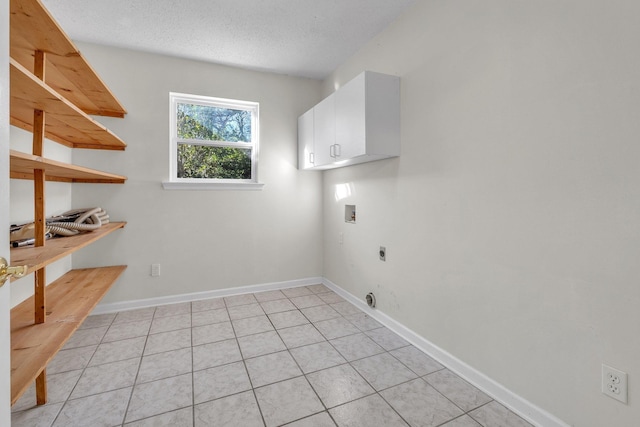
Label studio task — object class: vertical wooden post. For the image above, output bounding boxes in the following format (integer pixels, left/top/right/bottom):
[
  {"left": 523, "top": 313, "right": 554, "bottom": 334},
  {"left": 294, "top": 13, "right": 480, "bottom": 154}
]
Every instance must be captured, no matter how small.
[
  {"left": 33, "top": 49, "right": 48, "bottom": 404},
  {"left": 33, "top": 64, "right": 46, "bottom": 326},
  {"left": 35, "top": 369, "right": 47, "bottom": 405}
]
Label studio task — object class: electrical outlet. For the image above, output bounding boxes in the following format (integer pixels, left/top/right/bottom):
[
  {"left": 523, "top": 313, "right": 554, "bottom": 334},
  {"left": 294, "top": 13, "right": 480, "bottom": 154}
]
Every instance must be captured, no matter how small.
[
  {"left": 151, "top": 264, "right": 161, "bottom": 277},
  {"left": 602, "top": 364, "right": 628, "bottom": 403},
  {"left": 339, "top": 232, "right": 344, "bottom": 245}
]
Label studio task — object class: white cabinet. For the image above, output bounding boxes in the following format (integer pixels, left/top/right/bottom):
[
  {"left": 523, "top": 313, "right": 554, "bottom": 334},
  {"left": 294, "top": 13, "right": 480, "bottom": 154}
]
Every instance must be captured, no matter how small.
[
  {"left": 297, "top": 71, "right": 400, "bottom": 170},
  {"left": 297, "top": 108, "right": 315, "bottom": 169},
  {"left": 312, "top": 94, "right": 336, "bottom": 167}
]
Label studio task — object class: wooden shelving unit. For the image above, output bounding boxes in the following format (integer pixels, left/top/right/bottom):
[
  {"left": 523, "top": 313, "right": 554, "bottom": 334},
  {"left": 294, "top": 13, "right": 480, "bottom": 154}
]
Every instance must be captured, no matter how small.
[
  {"left": 10, "top": 266, "right": 127, "bottom": 405},
  {"left": 9, "top": 0, "right": 128, "bottom": 407},
  {"left": 10, "top": 59, "right": 126, "bottom": 150},
  {"left": 10, "top": 150, "right": 127, "bottom": 183},
  {"left": 10, "top": 222, "right": 126, "bottom": 277},
  {"left": 10, "top": 0, "right": 126, "bottom": 118}
]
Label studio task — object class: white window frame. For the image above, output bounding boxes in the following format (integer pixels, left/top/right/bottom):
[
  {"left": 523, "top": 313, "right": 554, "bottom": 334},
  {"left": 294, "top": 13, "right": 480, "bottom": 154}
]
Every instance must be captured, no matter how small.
[{"left": 163, "top": 92, "right": 263, "bottom": 190}]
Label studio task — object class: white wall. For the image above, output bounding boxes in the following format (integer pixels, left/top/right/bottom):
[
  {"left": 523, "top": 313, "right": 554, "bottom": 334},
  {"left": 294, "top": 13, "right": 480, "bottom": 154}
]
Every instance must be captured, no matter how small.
[
  {"left": 321, "top": 1, "right": 639, "bottom": 426},
  {"left": 69, "top": 43, "right": 324, "bottom": 303}
]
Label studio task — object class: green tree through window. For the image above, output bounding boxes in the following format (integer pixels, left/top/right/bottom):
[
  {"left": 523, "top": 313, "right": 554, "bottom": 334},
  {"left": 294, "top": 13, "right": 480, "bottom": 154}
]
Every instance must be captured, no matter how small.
[
  {"left": 176, "top": 110, "right": 252, "bottom": 179},
  {"left": 170, "top": 93, "right": 259, "bottom": 182}
]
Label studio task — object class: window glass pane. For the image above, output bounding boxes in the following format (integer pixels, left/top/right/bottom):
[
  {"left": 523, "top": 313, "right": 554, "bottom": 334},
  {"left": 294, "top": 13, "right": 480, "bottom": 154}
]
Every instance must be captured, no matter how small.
[
  {"left": 177, "top": 144, "right": 252, "bottom": 179},
  {"left": 177, "top": 103, "right": 252, "bottom": 142}
]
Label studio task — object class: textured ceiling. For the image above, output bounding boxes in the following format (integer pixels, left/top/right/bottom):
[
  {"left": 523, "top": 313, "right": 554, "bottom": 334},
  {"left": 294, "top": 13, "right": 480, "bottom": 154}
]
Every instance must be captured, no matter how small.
[{"left": 42, "top": 0, "right": 415, "bottom": 79}]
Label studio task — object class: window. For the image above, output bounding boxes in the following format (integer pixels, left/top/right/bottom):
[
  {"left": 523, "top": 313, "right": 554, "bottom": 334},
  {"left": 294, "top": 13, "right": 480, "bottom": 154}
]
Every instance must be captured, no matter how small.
[{"left": 164, "top": 92, "right": 262, "bottom": 190}]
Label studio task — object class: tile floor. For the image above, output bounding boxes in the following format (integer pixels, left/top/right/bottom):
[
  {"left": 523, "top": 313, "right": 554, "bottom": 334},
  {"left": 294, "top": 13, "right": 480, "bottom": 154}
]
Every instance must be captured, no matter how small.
[{"left": 11, "top": 284, "right": 534, "bottom": 427}]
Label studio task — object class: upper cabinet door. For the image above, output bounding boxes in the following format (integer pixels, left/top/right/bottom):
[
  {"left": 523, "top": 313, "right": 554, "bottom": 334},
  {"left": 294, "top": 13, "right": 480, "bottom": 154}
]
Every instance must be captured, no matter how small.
[
  {"left": 335, "top": 72, "right": 367, "bottom": 160},
  {"left": 298, "top": 108, "right": 315, "bottom": 169},
  {"left": 297, "top": 71, "right": 400, "bottom": 170},
  {"left": 313, "top": 93, "right": 336, "bottom": 167}
]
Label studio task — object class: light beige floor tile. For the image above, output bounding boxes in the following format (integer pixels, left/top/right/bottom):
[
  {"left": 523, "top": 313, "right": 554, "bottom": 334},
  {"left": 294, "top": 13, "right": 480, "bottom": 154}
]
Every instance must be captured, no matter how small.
[
  {"left": 125, "top": 374, "right": 192, "bottom": 423},
  {"left": 329, "top": 302, "right": 361, "bottom": 316},
  {"left": 469, "top": 401, "right": 534, "bottom": 427},
  {"left": 154, "top": 302, "right": 191, "bottom": 318},
  {"left": 317, "top": 292, "right": 345, "bottom": 304},
  {"left": 306, "top": 284, "right": 330, "bottom": 294},
  {"left": 62, "top": 326, "right": 108, "bottom": 350},
  {"left": 290, "top": 295, "right": 325, "bottom": 309},
  {"left": 144, "top": 328, "right": 191, "bottom": 355},
  {"left": 329, "top": 333, "right": 385, "bottom": 362},
  {"left": 286, "top": 411, "right": 337, "bottom": 427},
  {"left": 245, "top": 350, "right": 302, "bottom": 387},
  {"left": 193, "top": 361, "right": 251, "bottom": 404},
  {"left": 137, "top": 347, "right": 192, "bottom": 384},
  {"left": 12, "top": 369, "right": 82, "bottom": 412},
  {"left": 390, "top": 346, "right": 444, "bottom": 376},
  {"left": 255, "top": 376, "right": 324, "bottom": 427},
  {"left": 194, "top": 390, "right": 263, "bottom": 427},
  {"left": 425, "top": 369, "right": 492, "bottom": 412},
  {"left": 314, "top": 317, "right": 360, "bottom": 340},
  {"left": 282, "top": 287, "right": 314, "bottom": 298},
  {"left": 268, "top": 310, "right": 309, "bottom": 329},
  {"left": 103, "top": 319, "right": 152, "bottom": 343},
  {"left": 192, "top": 338, "right": 242, "bottom": 371},
  {"left": 278, "top": 324, "right": 325, "bottom": 348},
  {"left": 150, "top": 313, "right": 191, "bottom": 334},
  {"left": 192, "top": 321, "right": 235, "bottom": 346},
  {"left": 290, "top": 341, "right": 347, "bottom": 374},
  {"left": 254, "top": 289, "right": 288, "bottom": 302},
  {"left": 381, "top": 378, "right": 463, "bottom": 427},
  {"left": 227, "top": 303, "right": 265, "bottom": 320},
  {"left": 260, "top": 298, "right": 297, "bottom": 314},
  {"left": 191, "top": 308, "right": 229, "bottom": 327},
  {"left": 306, "top": 364, "right": 375, "bottom": 408},
  {"left": 301, "top": 305, "right": 341, "bottom": 322},
  {"left": 12, "top": 403, "right": 63, "bottom": 427},
  {"left": 54, "top": 387, "right": 131, "bottom": 427},
  {"left": 344, "top": 313, "right": 381, "bottom": 331},
  {"left": 440, "top": 415, "right": 483, "bottom": 427},
  {"left": 48, "top": 345, "right": 97, "bottom": 374},
  {"left": 237, "top": 330, "right": 286, "bottom": 358},
  {"left": 351, "top": 352, "right": 417, "bottom": 390},
  {"left": 192, "top": 297, "right": 225, "bottom": 312},
  {"left": 224, "top": 293, "right": 258, "bottom": 307},
  {"left": 113, "top": 307, "right": 156, "bottom": 324},
  {"left": 364, "top": 327, "right": 410, "bottom": 351},
  {"left": 89, "top": 336, "right": 146, "bottom": 367},
  {"left": 124, "top": 407, "right": 193, "bottom": 427},
  {"left": 70, "top": 358, "right": 139, "bottom": 399},
  {"left": 232, "top": 314, "right": 274, "bottom": 337},
  {"left": 78, "top": 313, "right": 116, "bottom": 330},
  {"left": 329, "top": 394, "right": 408, "bottom": 427}
]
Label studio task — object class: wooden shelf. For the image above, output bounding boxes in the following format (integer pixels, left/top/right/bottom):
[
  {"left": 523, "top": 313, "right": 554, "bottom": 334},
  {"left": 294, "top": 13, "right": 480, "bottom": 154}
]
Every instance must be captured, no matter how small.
[
  {"left": 10, "top": 150, "right": 127, "bottom": 183},
  {"left": 10, "top": 59, "right": 127, "bottom": 151},
  {"left": 11, "top": 266, "right": 127, "bottom": 405},
  {"left": 10, "top": 222, "right": 126, "bottom": 277},
  {"left": 10, "top": 0, "right": 126, "bottom": 118}
]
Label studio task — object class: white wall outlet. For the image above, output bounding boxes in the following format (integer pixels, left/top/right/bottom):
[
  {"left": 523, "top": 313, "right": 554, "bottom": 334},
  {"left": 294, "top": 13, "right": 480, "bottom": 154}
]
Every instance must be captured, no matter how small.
[
  {"left": 339, "top": 232, "right": 344, "bottom": 245},
  {"left": 602, "top": 364, "right": 628, "bottom": 404},
  {"left": 151, "top": 264, "right": 161, "bottom": 277}
]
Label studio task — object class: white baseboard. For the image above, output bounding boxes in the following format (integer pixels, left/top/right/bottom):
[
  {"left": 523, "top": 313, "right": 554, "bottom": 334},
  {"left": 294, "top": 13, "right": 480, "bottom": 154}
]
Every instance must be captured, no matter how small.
[
  {"left": 91, "top": 276, "right": 323, "bottom": 315},
  {"left": 321, "top": 278, "right": 569, "bottom": 427}
]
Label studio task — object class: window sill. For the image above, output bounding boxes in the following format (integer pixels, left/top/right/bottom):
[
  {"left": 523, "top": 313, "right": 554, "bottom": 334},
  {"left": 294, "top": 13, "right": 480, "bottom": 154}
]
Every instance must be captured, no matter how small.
[{"left": 162, "top": 181, "right": 265, "bottom": 191}]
